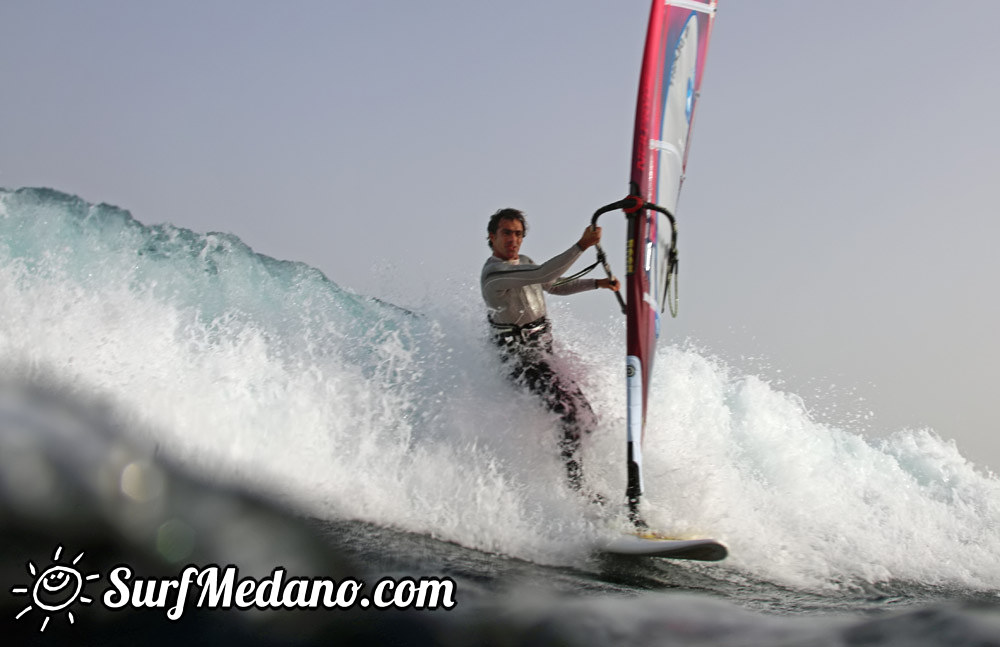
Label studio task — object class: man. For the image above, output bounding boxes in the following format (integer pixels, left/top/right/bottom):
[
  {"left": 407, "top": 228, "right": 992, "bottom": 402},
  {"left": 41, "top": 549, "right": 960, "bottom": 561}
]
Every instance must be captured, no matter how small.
[{"left": 480, "top": 208, "right": 619, "bottom": 494}]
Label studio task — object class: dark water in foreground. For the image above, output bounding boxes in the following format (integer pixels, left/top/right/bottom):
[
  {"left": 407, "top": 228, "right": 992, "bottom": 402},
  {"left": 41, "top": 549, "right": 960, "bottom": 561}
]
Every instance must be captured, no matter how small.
[
  {"left": 2, "top": 376, "right": 999, "bottom": 646},
  {"left": 319, "top": 518, "right": 1000, "bottom": 646}
]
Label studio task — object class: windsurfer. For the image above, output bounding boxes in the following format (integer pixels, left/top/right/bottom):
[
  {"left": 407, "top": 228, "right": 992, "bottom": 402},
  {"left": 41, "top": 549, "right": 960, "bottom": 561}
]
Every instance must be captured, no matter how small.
[{"left": 480, "top": 208, "right": 619, "bottom": 494}]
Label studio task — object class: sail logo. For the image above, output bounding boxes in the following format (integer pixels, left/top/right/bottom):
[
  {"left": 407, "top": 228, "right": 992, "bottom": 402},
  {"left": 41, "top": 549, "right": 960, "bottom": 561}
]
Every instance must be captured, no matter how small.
[
  {"left": 10, "top": 545, "right": 101, "bottom": 632},
  {"left": 10, "top": 544, "right": 457, "bottom": 632}
]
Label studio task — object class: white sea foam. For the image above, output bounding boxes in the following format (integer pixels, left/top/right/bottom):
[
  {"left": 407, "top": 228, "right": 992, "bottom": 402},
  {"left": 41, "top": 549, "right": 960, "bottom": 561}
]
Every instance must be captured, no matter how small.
[{"left": 2, "top": 187, "right": 998, "bottom": 592}]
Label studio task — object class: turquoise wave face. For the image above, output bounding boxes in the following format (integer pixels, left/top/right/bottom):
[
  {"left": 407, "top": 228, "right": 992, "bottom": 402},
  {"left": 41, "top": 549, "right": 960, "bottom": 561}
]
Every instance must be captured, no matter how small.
[
  {"left": 0, "top": 187, "right": 409, "bottom": 334},
  {"left": 3, "top": 186, "right": 1000, "bottom": 593}
]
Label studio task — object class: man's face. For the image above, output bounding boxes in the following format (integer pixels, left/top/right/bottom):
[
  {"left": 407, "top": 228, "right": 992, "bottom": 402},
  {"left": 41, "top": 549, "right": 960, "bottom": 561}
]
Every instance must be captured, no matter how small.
[{"left": 490, "top": 218, "right": 525, "bottom": 261}]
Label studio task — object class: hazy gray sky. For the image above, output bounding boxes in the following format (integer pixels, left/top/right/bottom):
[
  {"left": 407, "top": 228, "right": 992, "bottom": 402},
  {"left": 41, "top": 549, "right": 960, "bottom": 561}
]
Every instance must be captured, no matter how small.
[{"left": 3, "top": 1, "right": 998, "bottom": 470}]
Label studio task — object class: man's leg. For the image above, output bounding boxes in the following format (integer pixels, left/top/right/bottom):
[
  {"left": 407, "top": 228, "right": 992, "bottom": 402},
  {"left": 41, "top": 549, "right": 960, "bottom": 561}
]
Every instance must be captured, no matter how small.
[{"left": 507, "top": 353, "right": 597, "bottom": 490}]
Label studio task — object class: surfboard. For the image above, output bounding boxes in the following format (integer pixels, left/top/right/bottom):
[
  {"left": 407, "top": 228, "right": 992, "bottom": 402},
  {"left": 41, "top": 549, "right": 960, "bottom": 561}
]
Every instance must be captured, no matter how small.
[{"left": 601, "top": 532, "right": 728, "bottom": 562}]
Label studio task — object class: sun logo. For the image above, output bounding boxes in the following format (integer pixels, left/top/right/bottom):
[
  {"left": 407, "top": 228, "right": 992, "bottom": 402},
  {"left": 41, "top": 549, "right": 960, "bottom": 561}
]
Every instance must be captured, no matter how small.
[{"left": 10, "top": 545, "right": 101, "bottom": 632}]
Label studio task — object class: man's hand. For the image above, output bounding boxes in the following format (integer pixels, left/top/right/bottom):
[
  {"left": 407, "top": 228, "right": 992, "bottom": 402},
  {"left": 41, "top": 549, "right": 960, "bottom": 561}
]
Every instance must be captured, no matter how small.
[
  {"left": 596, "top": 277, "right": 620, "bottom": 292},
  {"left": 577, "top": 225, "right": 602, "bottom": 250}
]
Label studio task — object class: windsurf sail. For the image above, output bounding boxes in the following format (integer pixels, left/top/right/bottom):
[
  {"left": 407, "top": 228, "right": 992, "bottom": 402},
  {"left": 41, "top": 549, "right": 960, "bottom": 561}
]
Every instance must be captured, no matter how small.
[{"left": 622, "top": 0, "right": 717, "bottom": 522}]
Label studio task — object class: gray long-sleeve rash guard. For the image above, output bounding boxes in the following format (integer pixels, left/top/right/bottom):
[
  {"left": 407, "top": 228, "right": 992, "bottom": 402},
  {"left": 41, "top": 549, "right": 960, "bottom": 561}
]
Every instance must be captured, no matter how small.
[{"left": 480, "top": 243, "right": 597, "bottom": 326}]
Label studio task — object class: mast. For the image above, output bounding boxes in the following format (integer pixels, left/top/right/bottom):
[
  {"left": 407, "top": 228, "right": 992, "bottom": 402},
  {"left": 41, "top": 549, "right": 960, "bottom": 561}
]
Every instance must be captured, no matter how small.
[{"left": 624, "top": 0, "right": 716, "bottom": 523}]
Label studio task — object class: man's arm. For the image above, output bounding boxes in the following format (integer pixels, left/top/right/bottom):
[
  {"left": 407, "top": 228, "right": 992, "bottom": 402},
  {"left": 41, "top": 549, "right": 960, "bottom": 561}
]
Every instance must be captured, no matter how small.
[
  {"left": 546, "top": 276, "right": 621, "bottom": 296},
  {"left": 482, "top": 244, "right": 585, "bottom": 294},
  {"left": 482, "top": 225, "right": 603, "bottom": 293},
  {"left": 545, "top": 277, "right": 597, "bottom": 296}
]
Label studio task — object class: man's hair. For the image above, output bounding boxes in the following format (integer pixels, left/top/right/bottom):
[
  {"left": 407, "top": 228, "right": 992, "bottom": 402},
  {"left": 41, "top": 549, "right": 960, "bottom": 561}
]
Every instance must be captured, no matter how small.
[{"left": 486, "top": 208, "right": 528, "bottom": 247}]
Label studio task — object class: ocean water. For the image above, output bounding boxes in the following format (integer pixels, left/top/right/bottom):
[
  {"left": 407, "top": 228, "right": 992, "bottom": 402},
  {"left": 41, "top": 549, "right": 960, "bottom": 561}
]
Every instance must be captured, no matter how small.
[{"left": 1, "top": 186, "right": 999, "bottom": 645}]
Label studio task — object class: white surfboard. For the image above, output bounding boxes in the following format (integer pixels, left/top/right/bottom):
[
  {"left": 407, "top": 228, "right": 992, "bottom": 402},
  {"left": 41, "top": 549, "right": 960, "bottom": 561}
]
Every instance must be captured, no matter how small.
[{"left": 600, "top": 532, "right": 728, "bottom": 561}]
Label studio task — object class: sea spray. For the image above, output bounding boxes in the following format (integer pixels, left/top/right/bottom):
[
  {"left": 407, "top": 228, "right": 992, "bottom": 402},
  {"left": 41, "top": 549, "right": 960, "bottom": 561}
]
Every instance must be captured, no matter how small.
[
  {"left": 0, "top": 188, "right": 589, "bottom": 564},
  {"left": 3, "top": 187, "right": 999, "bottom": 593}
]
